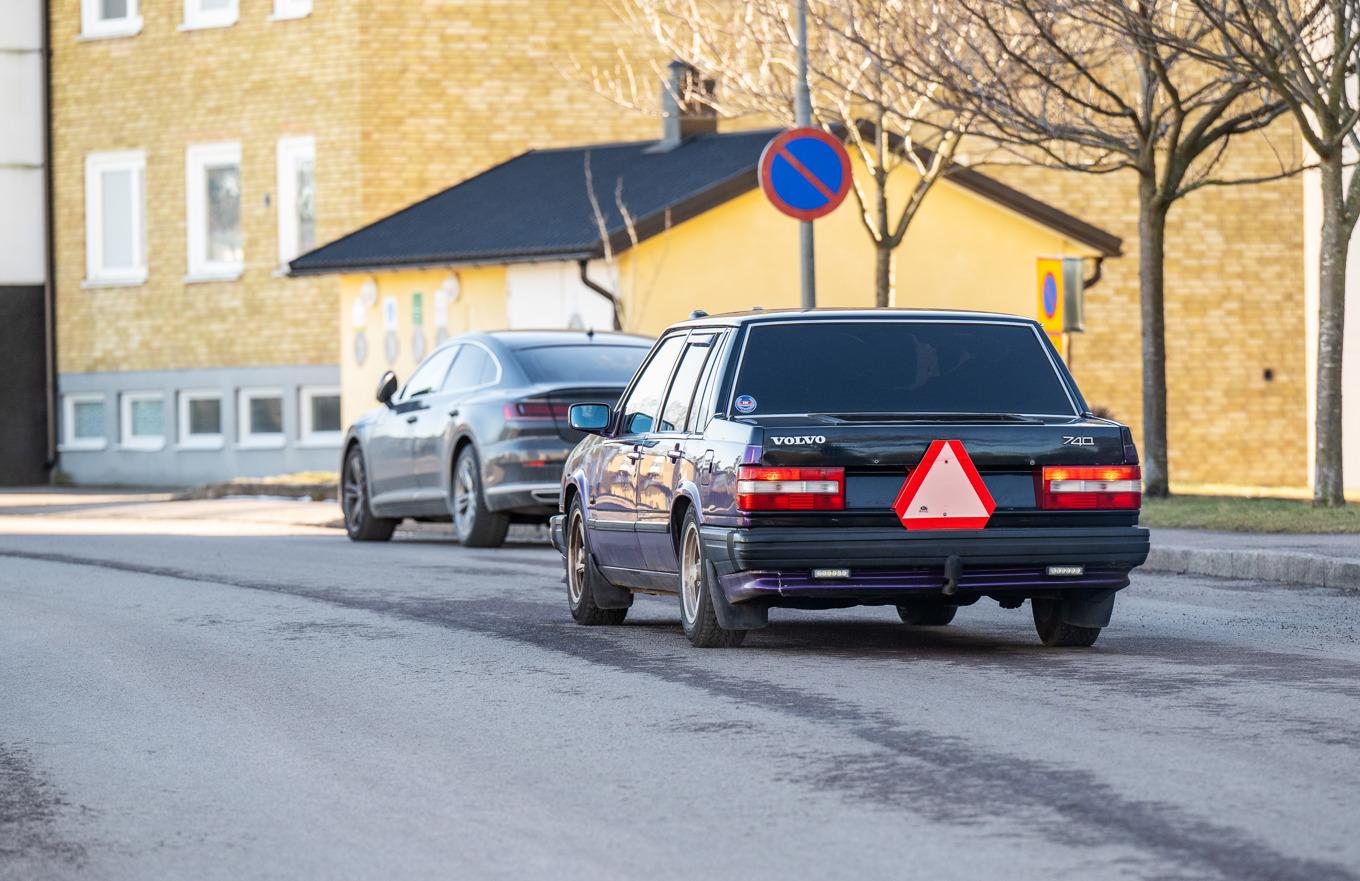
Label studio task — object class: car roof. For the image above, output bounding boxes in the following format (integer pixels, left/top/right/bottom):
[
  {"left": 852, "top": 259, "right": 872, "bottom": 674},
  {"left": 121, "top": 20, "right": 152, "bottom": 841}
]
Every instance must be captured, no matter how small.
[
  {"left": 440, "top": 330, "right": 655, "bottom": 351},
  {"left": 667, "top": 307, "right": 1043, "bottom": 331}
]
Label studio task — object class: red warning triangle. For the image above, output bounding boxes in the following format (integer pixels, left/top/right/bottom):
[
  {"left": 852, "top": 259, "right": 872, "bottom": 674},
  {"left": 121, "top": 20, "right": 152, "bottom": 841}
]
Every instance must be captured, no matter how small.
[{"left": 892, "top": 440, "right": 997, "bottom": 531}]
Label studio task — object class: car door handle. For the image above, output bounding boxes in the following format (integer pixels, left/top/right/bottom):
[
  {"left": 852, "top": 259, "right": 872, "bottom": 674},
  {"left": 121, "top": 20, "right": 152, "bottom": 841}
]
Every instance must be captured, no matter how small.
[
  {"left": 666, "top": 448, "right": 683, "bottom": 461},
  {"left": 448, "top": 408, "right": 459, "bottom": 418},
  {"left": 405, "top": 414, "right": 418, "bottom": 424},
  {"left": 626, "top": 444, "right": 644, "bottom": 462}
]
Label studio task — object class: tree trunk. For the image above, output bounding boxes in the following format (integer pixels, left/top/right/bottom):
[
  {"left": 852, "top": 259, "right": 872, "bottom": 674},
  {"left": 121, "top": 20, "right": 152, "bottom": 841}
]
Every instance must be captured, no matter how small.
[
  {"left": 1137, "top": 177, "right": 1171, "bottom": 498},
  {"left": 874, "top": 178, "right": 892, "bottom": 308},
  {"left": 874, "top": 242, "right": 892, "bottom": 308},
  {"left": 1314, "top": 156, "right": 1348, "bottom": 506}
]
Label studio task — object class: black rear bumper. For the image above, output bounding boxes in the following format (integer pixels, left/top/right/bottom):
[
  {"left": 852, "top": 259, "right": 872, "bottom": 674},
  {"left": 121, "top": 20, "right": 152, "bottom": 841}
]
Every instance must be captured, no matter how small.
[{"left": 699, "top": 525, "right": 1149, "bottom": 604}]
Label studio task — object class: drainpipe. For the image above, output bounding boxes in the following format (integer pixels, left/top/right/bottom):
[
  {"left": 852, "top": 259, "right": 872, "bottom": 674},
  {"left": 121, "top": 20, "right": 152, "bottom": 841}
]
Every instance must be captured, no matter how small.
[
  {"left": 41, "top": 0, "right": 58, "bottom": 473},
  {"left": 578, "top": 259, "right": 623, "bottom": 331}
]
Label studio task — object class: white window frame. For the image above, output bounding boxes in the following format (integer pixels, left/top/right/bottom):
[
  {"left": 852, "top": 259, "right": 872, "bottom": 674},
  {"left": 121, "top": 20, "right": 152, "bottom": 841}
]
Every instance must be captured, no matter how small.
[
  {"left": 84, "top": 150, "right": 147, "bottom": 287},
  {"left": 80, "top": 0, "right": 142, "bottom": 39},
  {"left": 238, "top": 387, "right": 286, "bottom": 449},
  {"left": 185, "top": 142, "right": 243, "bottom": 282},
  {"left": 177, "top": 390, "right": 225, "bottom": 450},
  {"left": 120, "top": 391, "right": 166, "bottom": 452},
  {"left": 276, "top": 136, "right": 316, "bottom": 264},
  {"left": 270, "top": 0, "right": 312, "bottom": 21},
  {"left": 181, "top": 0, "right": 239, "bottom": 31},
  {"left": 60, "top": 393, "right": 108, "bottom": 452},
  {"left": 298, "top": 386, "right": 342, "bottom": 447}
]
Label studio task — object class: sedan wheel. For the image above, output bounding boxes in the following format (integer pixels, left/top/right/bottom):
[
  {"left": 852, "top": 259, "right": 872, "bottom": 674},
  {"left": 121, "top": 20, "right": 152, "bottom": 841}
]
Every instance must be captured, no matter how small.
[
  {"left": 678, "top": 512, "right": 745, "bottom": 648},
  {"left": 449, "top": 446, "right": 509, "bottom": 548},
  {"left": 341, "top": 448, "right": 396, "bottom": 542},
  {"left": 565, "top": 498, "right": 627, "bottom": 626}
]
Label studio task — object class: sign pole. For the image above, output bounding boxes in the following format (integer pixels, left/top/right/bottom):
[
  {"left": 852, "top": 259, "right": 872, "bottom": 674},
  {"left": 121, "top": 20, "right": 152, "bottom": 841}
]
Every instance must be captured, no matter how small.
[{"left": 795, "top": 0, "right": 815, "bottom": 308}]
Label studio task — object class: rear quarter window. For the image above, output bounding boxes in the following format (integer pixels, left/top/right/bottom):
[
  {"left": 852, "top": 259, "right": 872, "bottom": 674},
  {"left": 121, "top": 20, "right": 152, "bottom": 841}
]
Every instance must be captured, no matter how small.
[{"left": 731, "top": 321, "right": 1075, "bottom": 416}]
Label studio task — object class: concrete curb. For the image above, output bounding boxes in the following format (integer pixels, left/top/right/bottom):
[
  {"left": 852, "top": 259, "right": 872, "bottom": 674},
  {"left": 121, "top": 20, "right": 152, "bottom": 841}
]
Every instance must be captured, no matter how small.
[
  {"left": 175, "top": 482, "right": 337, "bottom": 502},
  {"left": 1145, "top": 546, "right": 1360, "bottom": 590}
]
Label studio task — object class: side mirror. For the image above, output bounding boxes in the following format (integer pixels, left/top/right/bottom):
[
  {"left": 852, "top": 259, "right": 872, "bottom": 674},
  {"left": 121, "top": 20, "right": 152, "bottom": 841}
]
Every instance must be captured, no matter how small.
[
  {"left": 568, "top": 402, "right": 611, "bottom": 435},
  {"left": 376, "top": 371, "right": 398, "bottom": 407}
]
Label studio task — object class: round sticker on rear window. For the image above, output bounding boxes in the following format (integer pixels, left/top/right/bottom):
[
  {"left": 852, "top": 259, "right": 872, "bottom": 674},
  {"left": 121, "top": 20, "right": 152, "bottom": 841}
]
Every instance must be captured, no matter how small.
[{"left": 734, "top": 394, "right": 757, "bottom": 414}]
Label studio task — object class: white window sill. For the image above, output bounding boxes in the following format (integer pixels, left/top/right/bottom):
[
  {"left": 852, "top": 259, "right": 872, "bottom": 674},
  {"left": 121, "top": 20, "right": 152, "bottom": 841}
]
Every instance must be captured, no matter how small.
[
  {"left": 82, "top": 274, "right": 147, "bottom": 289},
  {"left": 177, "top": 438, "right": 225, "bottom": 451},
  {"left": 238, "top": 436, "right": 287, "bottom": 450},
  {"left": 184, "top": 269, "right": 244, "bottom": 284},
  {"left": 78, "top": 18, "right": 144, "bottom": 40},
  {"left": 178, "top": 16, "right": 239, "bottom": 31},
  {"left": 267, "top": 9, "right": 311, "bottom": 21},
  {"left": 58, "top": 441, "right": 108, "bottom": 453},
  {"left": 297, "top": 435, "right": 343, "bottom": 449},
  {"left": 120, "top": 440, "right": 166, "bottom": 452}
]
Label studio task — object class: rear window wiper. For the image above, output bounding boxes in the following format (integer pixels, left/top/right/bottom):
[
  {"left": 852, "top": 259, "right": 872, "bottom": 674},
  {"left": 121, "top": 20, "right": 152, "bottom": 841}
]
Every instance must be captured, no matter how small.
[{"left": 810, "top": 411, "right": 1045, "bottom": 424}]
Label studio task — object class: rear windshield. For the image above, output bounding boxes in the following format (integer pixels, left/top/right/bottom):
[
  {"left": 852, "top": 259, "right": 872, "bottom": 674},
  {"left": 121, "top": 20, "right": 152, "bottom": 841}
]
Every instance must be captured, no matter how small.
[
  {"left": 515, "top": 345, "right": 650, "bottom": 385},
  {"left": 731, "top": 322, "right": 1075, "bottom": 416}
]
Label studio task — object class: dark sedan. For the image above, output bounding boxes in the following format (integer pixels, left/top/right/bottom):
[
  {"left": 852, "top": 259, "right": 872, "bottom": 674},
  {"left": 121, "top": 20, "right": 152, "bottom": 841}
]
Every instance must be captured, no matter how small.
[
  {"left": 551, "top": 310, "right": 1149, "bottom": 648},
  {"left": 341, "top": 330, "right": 652, "bottom": 547}
]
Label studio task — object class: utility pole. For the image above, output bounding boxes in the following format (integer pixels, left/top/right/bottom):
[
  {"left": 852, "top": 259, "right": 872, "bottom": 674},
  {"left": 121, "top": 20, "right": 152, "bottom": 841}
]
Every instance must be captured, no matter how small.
[{"left": 795, "top": 0, "right": 815, "bottom": 308}]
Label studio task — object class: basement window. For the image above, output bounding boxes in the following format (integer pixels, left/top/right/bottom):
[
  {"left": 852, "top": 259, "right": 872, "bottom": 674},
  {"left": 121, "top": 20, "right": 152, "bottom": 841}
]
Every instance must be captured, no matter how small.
[
  {"left": 185, "top": 142, "right": 243, "bottom": 281},
  {"left": 61, "top": 393, "right": 108, "bottom": 451},
  {"left": 178, "top": 390, "right": 224, "bottom": 449},
  {"left": 120, "top": 391, "right": 166, "bottom": 452},
  {"left": 84, "top": 151, "right": 146, "bottom": 286},
  {"left": 80, "top": 0, "right": 142, "bottom": 39},
  {"left": 181, "top": 0, "right": 238, "bottom": 30},
  {"left": 239, "top": 388, "right": 286, "bottom": 448},
  {"left": 276, "top": 136, "right": 316, "bottom": 264},
  {"left": 299, "top": 386, "right": 341, "bottom": 446}
]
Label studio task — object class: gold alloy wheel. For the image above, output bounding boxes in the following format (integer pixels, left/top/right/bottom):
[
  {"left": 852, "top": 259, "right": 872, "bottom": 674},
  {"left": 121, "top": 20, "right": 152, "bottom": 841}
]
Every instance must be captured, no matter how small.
[
  {"left": 681, "top": 521, "right": 702, "bottom": 625},
  {"left": 567, "top": 509, "right": 587, "bottom": 606}
]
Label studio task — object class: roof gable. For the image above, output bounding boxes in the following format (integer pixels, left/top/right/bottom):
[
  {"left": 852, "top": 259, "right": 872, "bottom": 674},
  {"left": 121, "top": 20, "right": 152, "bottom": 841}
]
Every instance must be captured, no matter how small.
[{"left": 290, "top": 128, "right": 1120, "bottom": 276}]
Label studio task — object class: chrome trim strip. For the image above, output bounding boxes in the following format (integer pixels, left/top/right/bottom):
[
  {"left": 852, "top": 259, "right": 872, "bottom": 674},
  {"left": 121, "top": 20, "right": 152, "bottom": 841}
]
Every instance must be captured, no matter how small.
[{"left": 485, "top": 481, "right": 559, "bottom": 497}]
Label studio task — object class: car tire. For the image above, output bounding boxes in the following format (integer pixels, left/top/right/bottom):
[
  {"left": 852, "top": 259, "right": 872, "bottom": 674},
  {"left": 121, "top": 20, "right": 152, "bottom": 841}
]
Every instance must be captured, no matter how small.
[
  {"left": 341, "top": 446, "right": 398, "bottom": 542},
  {"left": 565, "top": 497, "right": 628, "bottom": 626},
  {"left": 896, "top": 601, "right": 957, "bottom": 626},
  {"left": 1031, "top": 598, "right": 1102, "bottom": 647},
  {"left": 451, "top": 445, "right": 509, "bottom": 548},
  {"left": 678, "top": 509, "right": 746, "bottom": 649}
]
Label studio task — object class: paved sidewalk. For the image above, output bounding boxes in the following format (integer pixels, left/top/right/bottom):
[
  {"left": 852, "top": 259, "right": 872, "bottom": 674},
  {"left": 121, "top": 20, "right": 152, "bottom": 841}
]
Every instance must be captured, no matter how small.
[{"left": 1147, "top": 528, "right": 1360, "bottom": 590}]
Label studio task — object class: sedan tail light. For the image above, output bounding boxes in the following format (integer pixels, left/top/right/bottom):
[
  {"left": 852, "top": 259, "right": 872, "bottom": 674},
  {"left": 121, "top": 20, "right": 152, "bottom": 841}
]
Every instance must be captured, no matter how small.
[
  {"left": 502, "top": 400, "right": 569, "bottom": 421},
  {"left": 1038, "top": 465, "right": 1142, "bottom": 510},
  {"left": 737, "top": 466, "right": 845, "bottom": 511}
]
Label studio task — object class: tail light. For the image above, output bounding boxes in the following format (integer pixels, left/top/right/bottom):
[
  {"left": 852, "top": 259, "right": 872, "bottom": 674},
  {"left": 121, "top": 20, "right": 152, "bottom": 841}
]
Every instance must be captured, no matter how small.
[
  {"left": 737, "top": 466, "right": 845, "bottom": 511},
  {"left": 1038, "top": 465, "right": 1142, "bottom": 510},
  {"left": 502, "top": 400, "right": 569, "bottom": 421}
]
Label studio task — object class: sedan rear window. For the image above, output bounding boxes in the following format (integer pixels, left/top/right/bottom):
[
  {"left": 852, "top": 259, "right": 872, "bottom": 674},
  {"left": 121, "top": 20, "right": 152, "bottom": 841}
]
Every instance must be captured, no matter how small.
[
  {"left": 732, "top": 322, "right": 1075, "bottom": 416},
  {"left": 515, "top": 345, "right": 650, "bottom": 385}
]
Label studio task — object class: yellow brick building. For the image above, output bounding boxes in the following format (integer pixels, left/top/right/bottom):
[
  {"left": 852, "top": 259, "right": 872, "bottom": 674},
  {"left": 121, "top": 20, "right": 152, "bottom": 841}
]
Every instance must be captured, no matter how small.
[{"left": 50, "top": 0, "right": 658, "bottom": 484}]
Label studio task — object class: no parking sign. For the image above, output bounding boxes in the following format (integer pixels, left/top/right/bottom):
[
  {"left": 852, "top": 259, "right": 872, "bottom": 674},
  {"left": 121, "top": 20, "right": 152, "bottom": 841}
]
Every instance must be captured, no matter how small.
[{"left": 758, "top": 128, "right": 852, "bottom": 221}]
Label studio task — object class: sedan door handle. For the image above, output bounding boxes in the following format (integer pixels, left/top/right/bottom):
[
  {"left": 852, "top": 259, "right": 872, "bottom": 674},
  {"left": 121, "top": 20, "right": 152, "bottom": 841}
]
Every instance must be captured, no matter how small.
[
  {"left": 626, "top": 444, "right": 644, "bottom": 462},
  {"left": 665, "top": 448, "right": 683, "bottom": 461},
  {"left": 448, "top": 408, "right": 459, "bottom": 418},
  {"left": 405, "top": 414, "right": 419, "bottom": 424}
]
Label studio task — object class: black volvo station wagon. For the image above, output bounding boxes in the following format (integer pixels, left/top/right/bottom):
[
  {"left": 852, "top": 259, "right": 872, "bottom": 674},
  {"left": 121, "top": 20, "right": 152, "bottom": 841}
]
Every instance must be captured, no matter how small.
[{"left": 550, "top": 309, "right": 1150, "bottom": 648}]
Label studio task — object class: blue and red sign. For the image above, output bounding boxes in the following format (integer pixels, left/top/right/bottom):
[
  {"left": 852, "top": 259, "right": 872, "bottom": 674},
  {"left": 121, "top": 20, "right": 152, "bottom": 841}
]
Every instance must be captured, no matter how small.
[{"left": 758, "top": 127, "right": 852, "bottom": 221}]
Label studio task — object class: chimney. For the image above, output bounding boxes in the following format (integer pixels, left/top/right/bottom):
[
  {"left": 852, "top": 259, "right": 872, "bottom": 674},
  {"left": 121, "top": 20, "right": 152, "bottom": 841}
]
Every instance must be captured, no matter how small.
[{"left": 652, "top": 60, "right": 716, "bottom": 153}]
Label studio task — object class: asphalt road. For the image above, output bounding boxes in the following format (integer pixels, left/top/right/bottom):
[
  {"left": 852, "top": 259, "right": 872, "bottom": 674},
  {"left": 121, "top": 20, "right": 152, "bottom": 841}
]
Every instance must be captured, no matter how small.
[{"left": 1, "top": 496, "right": 1357, "bottom": 881}]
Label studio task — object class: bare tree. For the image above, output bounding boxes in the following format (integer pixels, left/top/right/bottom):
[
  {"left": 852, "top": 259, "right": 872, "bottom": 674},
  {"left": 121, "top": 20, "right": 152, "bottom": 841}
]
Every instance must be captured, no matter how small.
[
  {"left": 1175, "top": 0, "right": 1351, "bottom": 504},
  {"left": 588, "top": 0, "right": 973, "bottom": 306},
  {"left": 902, "top": 0, "right": 1295, "bottom": 498}
]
